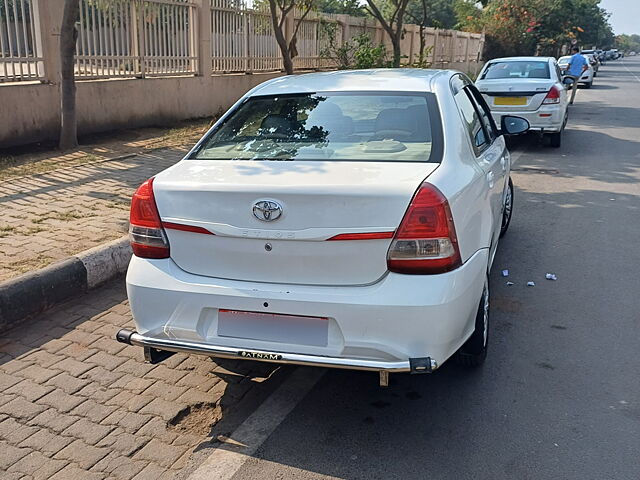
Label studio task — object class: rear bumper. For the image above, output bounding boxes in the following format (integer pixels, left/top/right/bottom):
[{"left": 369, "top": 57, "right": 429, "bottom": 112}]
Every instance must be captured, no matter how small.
[
  {"left": 491, "top": 106, "right": 566, "bottom": 132},
  {"left": 116, "top": 329, "right": 436, "bottom": 372},
  {"left": 124, "top": 249, "right": 489, "bottom": 370}
]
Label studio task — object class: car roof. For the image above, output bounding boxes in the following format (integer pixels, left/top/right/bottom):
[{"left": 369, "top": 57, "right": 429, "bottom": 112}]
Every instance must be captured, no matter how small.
[
  {"left": 250, "top": 69, "right": 452, "bottom": 95},
  {"left": 486, "top": 56, "right": 554, "bottom": 63}
]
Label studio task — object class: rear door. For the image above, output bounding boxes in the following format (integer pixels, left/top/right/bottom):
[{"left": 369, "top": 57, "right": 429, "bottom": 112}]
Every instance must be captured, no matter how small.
[
  {"left": 467, "top": 84, "right": 509, "bottom": 251},
  {"left": 451, "top": 75, "right": 504, "bottom": 253}
]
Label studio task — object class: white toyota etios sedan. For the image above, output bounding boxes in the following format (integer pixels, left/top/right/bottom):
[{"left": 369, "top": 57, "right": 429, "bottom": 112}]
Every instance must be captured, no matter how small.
[{"left": 116, "top": 69, "right": 529, "bottom": 386}]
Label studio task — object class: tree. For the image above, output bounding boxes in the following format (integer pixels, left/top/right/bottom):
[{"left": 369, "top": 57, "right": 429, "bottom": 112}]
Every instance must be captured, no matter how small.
[
  {"left": 405, "top": 0, "right": 442, "bottom": 67},
  {"left": 364, "top": 0, "right": 411, "bottom": 67},
  {"left": 266, "top": 0, "right": 315, "bottom": 75},
  {"left": 452, "top": 0, "right": 614, "bottom": 59},
  {"left": 406, "top": 0, "right": 457, "bottom": 30},
  {"left": 59, "top": 0, "right": 80, "bottom": 150},
  {"left": 315, "top": 0, "right": 365, "bottom": 16}
]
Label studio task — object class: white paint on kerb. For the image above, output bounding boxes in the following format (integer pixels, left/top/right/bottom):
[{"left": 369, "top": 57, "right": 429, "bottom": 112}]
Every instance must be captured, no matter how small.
[{"left": 76, "top": 236, "right": 131, "bottom": 288}]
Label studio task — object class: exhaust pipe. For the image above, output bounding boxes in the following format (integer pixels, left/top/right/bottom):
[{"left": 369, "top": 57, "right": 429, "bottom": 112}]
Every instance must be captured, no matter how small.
[{"left": 115, "top": 329, "right": 136, "bottom": 345}]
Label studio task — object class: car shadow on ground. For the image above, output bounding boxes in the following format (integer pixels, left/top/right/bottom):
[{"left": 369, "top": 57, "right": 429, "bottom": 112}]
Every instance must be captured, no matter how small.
[{"left": 508, "top": 128, "right": 640, "bottom": 185}]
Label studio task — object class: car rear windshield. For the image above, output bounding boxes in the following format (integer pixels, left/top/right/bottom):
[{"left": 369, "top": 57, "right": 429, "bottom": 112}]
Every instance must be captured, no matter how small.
[
  {"left": 480, "top": 61, "right": 550, "bottom": 80},
  {"left": 190, "top": 93, "right": 442, "bottom": 163}
]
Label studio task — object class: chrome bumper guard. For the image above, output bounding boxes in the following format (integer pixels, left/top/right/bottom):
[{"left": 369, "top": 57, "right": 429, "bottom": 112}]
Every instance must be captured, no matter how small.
[{"left": 116, "top": 329, "right": 437, "bottom": 373}]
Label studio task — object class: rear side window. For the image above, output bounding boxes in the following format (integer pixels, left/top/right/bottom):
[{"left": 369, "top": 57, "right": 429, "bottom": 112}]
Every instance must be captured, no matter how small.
[
  {"left": 451, "top": 77, "right": 488, "bottom": 154},
  {"left": 191, "top": 93, "right": 442, "bottom": 163},
  {"left": 481, "top": 61, "right": 550, "bottom": 80}
]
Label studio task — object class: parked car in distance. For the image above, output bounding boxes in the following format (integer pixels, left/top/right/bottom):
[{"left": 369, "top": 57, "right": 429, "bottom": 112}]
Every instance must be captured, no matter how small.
[
  {"left": 476, "top": 56, "right": 568, "bottom": 147},
  {"left": 558, "top": 55, "right": 595, "bottom": 88},
  {"left": 629, "top": 51, "right": 636, "bottom": 56},
  {"left": 581, "top": 52, "right": 600, "bottom": 75},
  {"left": 116, "top": 69, "right": 530, "bottom": 385}
]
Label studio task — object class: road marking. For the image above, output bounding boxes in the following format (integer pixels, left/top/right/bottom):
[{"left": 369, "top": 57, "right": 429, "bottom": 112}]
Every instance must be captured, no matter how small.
[
  {"left": 621, "top": 58, "right": 640, "bottom": 83},
  {"left": 186, "top": 366, "right": 325, "bottom": 480}
]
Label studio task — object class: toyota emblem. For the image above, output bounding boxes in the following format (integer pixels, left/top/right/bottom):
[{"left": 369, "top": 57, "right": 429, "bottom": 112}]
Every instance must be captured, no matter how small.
[{"left": 252, "top": 200, "right": 283, "bottom": 222}]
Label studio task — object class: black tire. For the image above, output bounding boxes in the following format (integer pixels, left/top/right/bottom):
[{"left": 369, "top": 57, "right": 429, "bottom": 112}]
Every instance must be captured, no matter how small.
[
  {"left": 455, "top": 276, "right": 489, "bottom": 367},
  {"left": 584, "top": 81, "right": 592, "bottom": 89},
  {"left": 500, "top": 177, "right": 513, "bottom": 238},
  {"left": 549, "top": 131, "right": 562, "bottom": 148}
]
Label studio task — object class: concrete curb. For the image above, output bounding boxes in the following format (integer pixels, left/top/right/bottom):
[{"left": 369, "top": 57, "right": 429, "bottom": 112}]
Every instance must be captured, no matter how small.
[{"left": 0, "top": 236, "right": 131, "bottom": 331}]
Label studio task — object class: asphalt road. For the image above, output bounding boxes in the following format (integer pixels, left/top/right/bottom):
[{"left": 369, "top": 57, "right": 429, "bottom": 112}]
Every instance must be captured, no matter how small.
[{"left": 224, "top": 57, "right": 640, "bottom": 480}]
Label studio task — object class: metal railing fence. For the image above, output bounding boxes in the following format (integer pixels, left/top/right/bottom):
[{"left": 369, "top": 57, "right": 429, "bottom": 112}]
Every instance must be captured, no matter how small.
[
  {"left": 210, "top": 0, "right": 282, "bottom": 73},
  {"left": 75, "top": 0, "right": 198, "bottom": 79},
  {"left": 0, "top": 0, "right": 43, "bottom": 82},
  {"left": 0, "top": 0, "right": 484, "bottom": 82}
]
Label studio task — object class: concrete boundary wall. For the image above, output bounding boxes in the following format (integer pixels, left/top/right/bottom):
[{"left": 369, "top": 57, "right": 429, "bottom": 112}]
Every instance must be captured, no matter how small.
[{"left": 0, "top": 72, "right": 282, "bottom": 148}]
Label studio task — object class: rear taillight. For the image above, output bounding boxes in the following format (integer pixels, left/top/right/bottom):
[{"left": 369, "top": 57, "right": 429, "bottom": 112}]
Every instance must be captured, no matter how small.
[
  {"left": 129, "top": 177, "right": 169, "bottom": 259},
  {"left": 543, "top": 86, "right": 561, "bottom": 104},
  {"left": 387, "top": 183, "right": 461, "bottom": 274}
]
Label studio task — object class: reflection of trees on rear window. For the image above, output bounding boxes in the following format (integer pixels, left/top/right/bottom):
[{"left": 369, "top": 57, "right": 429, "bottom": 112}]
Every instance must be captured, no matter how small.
[
  {"left": 191, "top": 94, "right": 437, "bottom": 163},
  {"left": 481, "top": 61, "right": 550, "bottom": 79}
]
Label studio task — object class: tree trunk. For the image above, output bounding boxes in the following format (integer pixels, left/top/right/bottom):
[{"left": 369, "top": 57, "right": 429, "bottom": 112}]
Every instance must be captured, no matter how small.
[
  {"left": 59, "top": 0, "right": 80, "bottom": 151},
  {"left": 392, "top": 32, "right": 402, "bottom": 67},
  {"left": 268, "top": 0, "right": 294, "bottom": 75},
  {"left": 418, "top": 25, "right": 426, "bottom": 66}
]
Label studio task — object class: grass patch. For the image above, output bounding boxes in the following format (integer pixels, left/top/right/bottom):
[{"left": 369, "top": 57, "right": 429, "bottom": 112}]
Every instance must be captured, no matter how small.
[
  {"left": 0, "top": 153, "right": 102, "bottom": 180},
  {"left": 24, "top": 226, "right": 46, "bottom": 235},
  {"left": 31, "top": 210, "right": 96, "bottom": 224},
  {"left": 9, "top": 254, "right": 53, "bottom": 274},
  {"left": 0, "top": 225, "right": 16, "bottom": 238}
]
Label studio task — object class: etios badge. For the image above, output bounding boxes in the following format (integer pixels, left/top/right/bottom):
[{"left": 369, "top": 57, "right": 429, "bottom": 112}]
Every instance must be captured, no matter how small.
[{"left": 252, "top": 200, "right": 283, "bottom": 222}]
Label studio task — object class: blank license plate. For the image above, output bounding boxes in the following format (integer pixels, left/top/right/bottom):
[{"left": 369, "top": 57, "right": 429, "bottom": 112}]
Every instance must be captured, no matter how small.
[
  {"left": 218, "top": 310, "right": 329, "bottom": 347},
  {"left": 494, "top": 96, "right": 527, "bottom": 106}
]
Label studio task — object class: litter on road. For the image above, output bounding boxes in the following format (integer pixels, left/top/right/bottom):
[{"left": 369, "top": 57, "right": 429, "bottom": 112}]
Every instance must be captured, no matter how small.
[
  {"left": 545, "top": 273, "right": 558, "bottom": 280},
  {"left": 502, "top": 269, "right": 509, "bottom": 277},
  {"left": 527, "top": 281, "right": 536, "bottom": 287},
  {"left": 506, "top": 281, "right": 515, "bottom": 286}
]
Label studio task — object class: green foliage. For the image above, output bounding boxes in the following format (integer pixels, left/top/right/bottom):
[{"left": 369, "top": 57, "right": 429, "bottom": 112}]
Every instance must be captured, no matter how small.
[
  {"left": 408, "top": 45, "right": 434, "bottom": 68},
  {"left": 315, "top": 0, "right": 366, "bottom": 16},
  {"left": 353, "top": 34, "right": 390, "bottom": 68},
  {"left": 321, "top": 29, "right": 390, "bottom": 69},
  {"left": 616, "top": 34, "right": 640, "bottom": 52},
  {"left": 452, "top": 0, "right": 615, "bottom": 59}
]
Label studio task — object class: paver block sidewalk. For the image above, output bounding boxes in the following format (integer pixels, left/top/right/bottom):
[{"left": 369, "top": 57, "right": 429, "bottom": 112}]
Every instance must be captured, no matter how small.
[
  {"left": 0, "top": 148, "right": 186, "bottom": 283},
  {"left": 0, "top": 279, "right": 277, "bottom": 479}
]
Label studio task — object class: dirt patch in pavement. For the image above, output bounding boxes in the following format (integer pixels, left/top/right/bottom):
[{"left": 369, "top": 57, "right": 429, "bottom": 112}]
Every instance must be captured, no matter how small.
[{"left": 169, "top": 402, "right": 222, "bottom": 436}]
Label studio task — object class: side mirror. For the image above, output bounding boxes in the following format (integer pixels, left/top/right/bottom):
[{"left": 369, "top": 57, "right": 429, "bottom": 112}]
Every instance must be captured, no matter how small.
[{"left": 501, "top": 116, "right": 530, "bottom": 136}]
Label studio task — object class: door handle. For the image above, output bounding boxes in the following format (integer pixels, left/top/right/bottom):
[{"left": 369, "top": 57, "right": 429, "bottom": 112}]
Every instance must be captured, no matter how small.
[
  {"left": 500, "top": 157, "right": 506, "bottom": 172},
  {"left": 486, "top": 171, "right": 495, "bottom": 188}
]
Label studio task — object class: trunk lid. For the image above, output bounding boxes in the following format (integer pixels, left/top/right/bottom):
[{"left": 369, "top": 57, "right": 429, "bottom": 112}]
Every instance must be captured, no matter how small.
[
  {"left": 153, "top": 160, "right": 439, "bottom": 286},
  {"left": 477, "top": 79, "right": 556, "bottom": 112}
]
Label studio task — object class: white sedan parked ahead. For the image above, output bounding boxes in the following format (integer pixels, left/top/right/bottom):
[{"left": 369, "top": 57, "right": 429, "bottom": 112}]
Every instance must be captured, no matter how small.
[
  {"left": 558, "top": 55, "right": 595, "bottom": 88},
  {"left": 117, "top": 70, "right": 529, "bottom": 386},
  {"left": 476, "top": 56, "right": 569, "bottom": 147}
]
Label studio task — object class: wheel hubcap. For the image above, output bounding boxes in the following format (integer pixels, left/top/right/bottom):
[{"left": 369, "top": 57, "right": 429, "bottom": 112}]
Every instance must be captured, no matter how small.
[
  {"left": 482, "top": 284, "right": 489, "bottom": 346},
  {"left": 502, "top": 186, "right": 512, "bottom": 228}
]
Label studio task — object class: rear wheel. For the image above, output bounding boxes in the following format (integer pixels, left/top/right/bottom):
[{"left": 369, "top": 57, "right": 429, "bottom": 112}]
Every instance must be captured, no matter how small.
[
  {"left": 455, "top": 276, "right": 489, "bottom": 367},
  {"left": 549, "top": 130, "right": 562, "bottom": 148},
  {"left": 500, "top": 178, "right": 513, "bottom": 237},
  {"left": 584, "top": 81, "right": 592, "bottom": 89}
]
